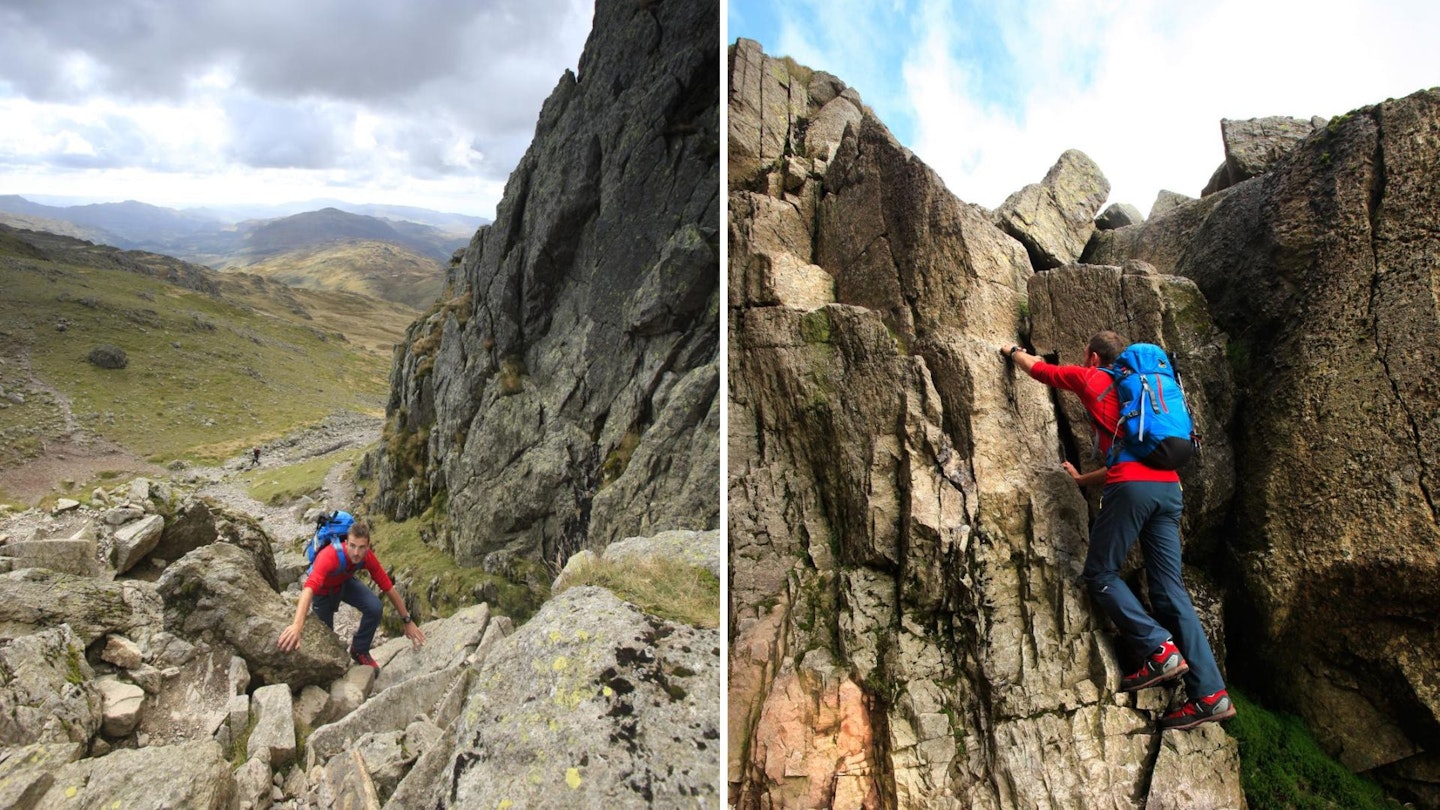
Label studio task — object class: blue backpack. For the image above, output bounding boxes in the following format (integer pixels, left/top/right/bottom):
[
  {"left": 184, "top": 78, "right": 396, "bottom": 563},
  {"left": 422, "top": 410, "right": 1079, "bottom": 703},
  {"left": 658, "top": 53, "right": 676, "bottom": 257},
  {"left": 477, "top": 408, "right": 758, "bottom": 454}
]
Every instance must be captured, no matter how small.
[
  {"left": 306, "top": 510, "right": 354, "bottom": 571},
  {"left": 1097, "top": 343, "right": 1195, "bottom": 470}
]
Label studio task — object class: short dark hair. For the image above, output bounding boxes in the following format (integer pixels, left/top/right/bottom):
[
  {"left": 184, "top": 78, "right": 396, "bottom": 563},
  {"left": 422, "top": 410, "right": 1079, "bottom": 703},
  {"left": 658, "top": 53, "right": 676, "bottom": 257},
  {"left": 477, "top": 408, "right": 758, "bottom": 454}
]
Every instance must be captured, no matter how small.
[
  {"left": 348, "top": 521, "right": 371, "bottom": 540},
  {"left": 1088, "top": 331, "right": 1126, "bottom": 365}
]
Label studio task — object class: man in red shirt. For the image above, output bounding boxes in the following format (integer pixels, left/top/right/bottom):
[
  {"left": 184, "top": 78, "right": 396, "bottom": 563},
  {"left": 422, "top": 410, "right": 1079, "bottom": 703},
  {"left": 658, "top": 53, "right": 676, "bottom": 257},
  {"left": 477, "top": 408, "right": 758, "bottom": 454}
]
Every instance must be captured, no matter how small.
[
  {"left": 276, "top": 520, "right": 425, "bottom": 668},
  {"left": 1003, "top": 331, "right": 1233, "bottom": 730}
]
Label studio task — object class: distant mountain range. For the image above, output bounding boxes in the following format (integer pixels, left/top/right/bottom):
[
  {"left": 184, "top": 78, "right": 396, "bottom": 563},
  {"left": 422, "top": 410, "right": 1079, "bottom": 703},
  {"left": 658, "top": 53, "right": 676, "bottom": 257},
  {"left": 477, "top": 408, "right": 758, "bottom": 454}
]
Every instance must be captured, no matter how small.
[{"left": 0, "top": 195, "right": 490, "bottom": 309}]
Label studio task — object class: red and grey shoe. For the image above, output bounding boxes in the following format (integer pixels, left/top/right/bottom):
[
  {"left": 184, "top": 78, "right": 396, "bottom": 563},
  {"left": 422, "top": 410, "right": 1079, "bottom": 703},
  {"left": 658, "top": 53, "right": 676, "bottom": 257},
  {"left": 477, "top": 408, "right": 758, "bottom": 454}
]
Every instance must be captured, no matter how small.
[
  {"left": 1159, "top": 689, "right": 1236, "bottom": 731},
  {"left": 350, "top": 650, "right": 379, "bottom": 669},
  {"left": 1120, "top": 639, "right": 1189, "bottom": 692}
]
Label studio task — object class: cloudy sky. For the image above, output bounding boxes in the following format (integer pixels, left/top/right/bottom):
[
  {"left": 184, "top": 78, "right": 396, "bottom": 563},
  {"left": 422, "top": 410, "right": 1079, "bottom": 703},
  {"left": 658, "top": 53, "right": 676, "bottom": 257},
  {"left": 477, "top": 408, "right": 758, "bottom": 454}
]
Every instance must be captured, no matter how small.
[
  {"left": 0, "top": 0, "right": 593, "bottom": 217},
  {"left": 728, "top": 0, "right": 1440, "bottom": 215}
]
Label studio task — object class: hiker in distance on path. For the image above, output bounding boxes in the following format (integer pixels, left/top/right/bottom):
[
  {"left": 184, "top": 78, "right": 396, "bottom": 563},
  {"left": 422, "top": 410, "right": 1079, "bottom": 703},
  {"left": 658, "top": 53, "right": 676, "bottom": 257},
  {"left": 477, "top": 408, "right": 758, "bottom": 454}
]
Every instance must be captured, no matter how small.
[
  {"left": 1002, "top": 331, "right": 1234, "bottom": 731},
  {"left": 276, "top": 520, "right": 425, "bottom": 668}
]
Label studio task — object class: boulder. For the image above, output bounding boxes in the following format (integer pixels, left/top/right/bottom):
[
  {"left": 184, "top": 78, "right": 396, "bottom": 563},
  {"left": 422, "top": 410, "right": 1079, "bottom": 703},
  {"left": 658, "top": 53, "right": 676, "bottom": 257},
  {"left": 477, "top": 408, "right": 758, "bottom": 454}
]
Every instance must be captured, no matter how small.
[
  {"left": 0, "top": 742, "right": 86, "bottom": 810},
  {"left": 248, "top": 683, "right": 296, "bottom": 769},
  {"left": 233, "top": 756, "right": 273, "bottom": 810},
  {"left": 307, "top": 664, "right": 463, "bottom": 766},
  {"left": 1148, "top": 189, "right": 1193, "bottom": 219},
  {"left": 149, "top": 498, "right": 219, "bottom": 562},
  {"left": 1096, "top": 201, "right": 1143, "bottom": 230},
  {"left": 601, "top": 528, "right": 722, "bottom": 578},
  {"left": 100, "top": 634, "right": 144, "bottom": 669},
  {"left": 112, "top": 513, "right": 164, "bottom": 573},
  {"left": 994, "top": 148, "right": 1111, "bottom": 269},
  {"left": 155, "top": 543, "right": 347, "bottom": 688},
  {"left": 371, "top": 603, "right": 489, "bottom": 692},
  {"left": 322, "top": 749, "right": 381, "bottom": 810},
  {"left": 0, "top": 568, "right": 161, "bottom": 645},
  {"left": 0, "top": 522, "right": 98, "bottom": 576},
  {"left": 326, "top": 662, "right": 377, "bottom": 724},
  {"left": 135, "top": 648, "right": 234, "bottom": 747},
  {"left": 39, "top": 740, "right": 235, "bottom": 809},
  {"left": 0, "top": 624, "right": 102, "bottom": 746},
  {"left": 1201, "top": 114, "right": 1323, "bottom": 195},
  {"left": 388, "top": 587, "right": 718, "bottom": 807},
  {"left": 104, "top": 506, "right": 145, "bottom": 526},
  {"left": 1146, "top": 725, "right": 1249, "bottom": 810},
  {"left": 95, "top": 676, "right": 145, "bottom": 737}
]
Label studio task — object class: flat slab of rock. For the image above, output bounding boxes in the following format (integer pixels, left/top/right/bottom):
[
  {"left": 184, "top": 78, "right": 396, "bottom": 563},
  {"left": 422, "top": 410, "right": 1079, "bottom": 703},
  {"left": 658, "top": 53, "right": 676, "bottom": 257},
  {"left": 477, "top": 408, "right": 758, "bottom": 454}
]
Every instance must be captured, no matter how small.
[
  {"left": 112, "top": 514, "right": 164, "bottom": 574},
  {"left": 39, "top": 740, "right": 235, "bottom": 809},
  {"left": 248, "top": 683, "right": 296, "bottom": 769},
  {"left": 0, "top": 742, "right": 85, "bottom": 810},
  {"left": 0, "top": 568, "right": 160, "bottom": 645}
]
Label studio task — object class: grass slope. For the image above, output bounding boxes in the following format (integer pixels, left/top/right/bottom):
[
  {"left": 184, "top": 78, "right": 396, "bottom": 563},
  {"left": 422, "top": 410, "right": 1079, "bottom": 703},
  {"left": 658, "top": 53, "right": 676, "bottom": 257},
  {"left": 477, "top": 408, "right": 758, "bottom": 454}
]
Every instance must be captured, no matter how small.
[{"left": 0, "top": 225, "right": 415, "bottom": 467}]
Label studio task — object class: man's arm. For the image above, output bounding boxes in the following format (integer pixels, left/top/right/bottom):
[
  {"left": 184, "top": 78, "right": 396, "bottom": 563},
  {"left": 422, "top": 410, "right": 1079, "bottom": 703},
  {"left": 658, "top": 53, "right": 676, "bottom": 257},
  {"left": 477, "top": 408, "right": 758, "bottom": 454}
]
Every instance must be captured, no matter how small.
[
  {"left": 277, "top": 587, "right": 315, "bottom": 651},
  {"left": 1001, "top": 344, "right": 1042, "bottom": 375},
  {"left": 1062, "top": 461, "right": 1108, "bottom": 487},
  {"left": 383, "top": 587, "right": 427, "bottom": 649}
]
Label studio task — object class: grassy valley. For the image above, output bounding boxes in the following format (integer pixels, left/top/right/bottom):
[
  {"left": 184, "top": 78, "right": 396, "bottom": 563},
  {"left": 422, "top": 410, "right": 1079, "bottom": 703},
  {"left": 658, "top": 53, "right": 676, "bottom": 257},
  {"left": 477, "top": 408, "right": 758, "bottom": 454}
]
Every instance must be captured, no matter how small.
[
  {"left": 0, "top": 223, "right": 417, "bottom": 497},
  {"left": 228, "top": 239, "right": 449, "bottom": 310}
]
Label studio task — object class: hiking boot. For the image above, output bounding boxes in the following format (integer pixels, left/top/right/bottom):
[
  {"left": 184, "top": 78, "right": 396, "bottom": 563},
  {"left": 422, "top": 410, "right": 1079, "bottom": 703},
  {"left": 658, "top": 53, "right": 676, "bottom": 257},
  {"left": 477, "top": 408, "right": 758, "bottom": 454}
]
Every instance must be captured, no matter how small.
[
  {"left": 350, "top": 650, "right": 379, "bottom": 669},
  {"left": 1120, "top": 639, "right": 1189, "bottom": 692},
  {"left": 1159, "top": 689, "right": 1236, "bottom": 731}
]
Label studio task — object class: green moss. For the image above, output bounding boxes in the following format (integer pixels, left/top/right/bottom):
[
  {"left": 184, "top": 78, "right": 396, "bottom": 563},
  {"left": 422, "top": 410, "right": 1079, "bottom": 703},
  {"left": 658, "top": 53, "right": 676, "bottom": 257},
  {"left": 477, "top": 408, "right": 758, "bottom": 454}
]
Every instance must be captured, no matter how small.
[
  {"left": 230, "top": 715, "right": 256, "bottom": 768},
  {"left": 64, "top": 644, "right": 84, "bottom": 685},
  {"left": 799, "top": 309, "right": 832, "bottom": 344},
  {"left": 600, "top": 429, "right": 642, "bottom": 485},
  {"left": 1229, "top": 690, "right": 1405, "bottom": 809},
  {"left": 372, "top": 515, "right": 542, "bottom": 627}
]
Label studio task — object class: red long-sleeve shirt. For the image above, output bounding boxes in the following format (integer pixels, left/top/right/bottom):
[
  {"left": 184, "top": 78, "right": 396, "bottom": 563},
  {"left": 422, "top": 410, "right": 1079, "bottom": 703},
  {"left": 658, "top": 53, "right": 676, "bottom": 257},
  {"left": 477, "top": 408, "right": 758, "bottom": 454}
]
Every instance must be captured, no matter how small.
[
  {"left": 1028, "top": 360, "right": 1180, "bottom": 486},
  {"left": 303, "top": 542, "right": 394, "bottom": 597}
]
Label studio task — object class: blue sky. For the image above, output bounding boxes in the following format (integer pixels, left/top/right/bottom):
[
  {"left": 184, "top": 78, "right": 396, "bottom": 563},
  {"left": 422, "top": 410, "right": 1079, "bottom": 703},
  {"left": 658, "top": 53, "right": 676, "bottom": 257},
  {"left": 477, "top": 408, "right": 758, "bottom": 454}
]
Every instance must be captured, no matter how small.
[{"left": 728, "top": 0, "right": 1440, "bottom": 214}]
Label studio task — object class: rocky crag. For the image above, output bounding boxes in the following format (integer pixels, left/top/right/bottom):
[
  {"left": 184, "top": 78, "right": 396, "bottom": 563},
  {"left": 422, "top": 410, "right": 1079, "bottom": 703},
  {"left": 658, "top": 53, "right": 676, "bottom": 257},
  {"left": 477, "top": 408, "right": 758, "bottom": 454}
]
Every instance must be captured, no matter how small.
[
  {"left": 729, "top": 37, "right": 1438, "bottom": 809},
  {"left": 0, "top": 478, "right": 720, "bottom": 808},
  {"left": 365, "top": 0, "right": 721, "bottom": 570}
]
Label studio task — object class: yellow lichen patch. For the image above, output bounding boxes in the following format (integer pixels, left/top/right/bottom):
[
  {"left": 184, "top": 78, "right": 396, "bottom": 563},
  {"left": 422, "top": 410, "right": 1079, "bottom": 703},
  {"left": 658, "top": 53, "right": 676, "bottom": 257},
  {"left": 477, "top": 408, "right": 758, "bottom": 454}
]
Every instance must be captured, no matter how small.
[
  {"left": 576, "top": 630, "right": 590, "bottom": 642},
  {"left": 602, "top": 685, "right": 614, "bottom": 697},
  {"left": 548, "top": 630, "right": 563, "bottom": 643},
  {"left": 566, "top": 767, "right": 583, "bottom": 789},
  {"left": 552, "top": 656, "right": 569, "bottom": 671},
  {"left": 66, "top": 787, "right": 79, "bottom": 798},
  {"left": 497, "top": 801, "right": 513, "bottom": 810}
]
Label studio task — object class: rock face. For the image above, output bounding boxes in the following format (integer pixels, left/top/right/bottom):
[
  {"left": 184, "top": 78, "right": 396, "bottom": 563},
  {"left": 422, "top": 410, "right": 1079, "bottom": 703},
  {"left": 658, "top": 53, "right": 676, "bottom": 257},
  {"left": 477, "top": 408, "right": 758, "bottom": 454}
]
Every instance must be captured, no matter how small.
[
  {"left": 366, "top": 0, "right": 720, "bottom": 567},
  {"left": 728, "top": 40, "right": 1246, "bottom": 808},
  {"left": 1087, "top": 88, "right": 1440, "bottom": 805},
  {"left": 389, "top": 586, "right": 720, "bottom": 808}
]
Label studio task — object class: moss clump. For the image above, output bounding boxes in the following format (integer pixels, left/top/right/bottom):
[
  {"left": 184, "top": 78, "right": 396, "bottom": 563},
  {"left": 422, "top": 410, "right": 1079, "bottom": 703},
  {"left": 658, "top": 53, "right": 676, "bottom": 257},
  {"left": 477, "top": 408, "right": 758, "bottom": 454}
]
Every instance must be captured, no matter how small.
[
  {"left": 554, "top": 556, "right": 719, "bottom": 629},
  {"left": 600, "top": 429, "right": 642, "bottom": 485},
  {"left": 64, "top": 644, "right": 85, "bottom": 685},
  {"left": 497, "top": 356, "right": 526, "bottom": 396},
  {"left": 1228, "top": 689, "right": 1405, "bottom": 809},
  {"left": 799, "top": 309, "right": 832, "bottom": 345}
]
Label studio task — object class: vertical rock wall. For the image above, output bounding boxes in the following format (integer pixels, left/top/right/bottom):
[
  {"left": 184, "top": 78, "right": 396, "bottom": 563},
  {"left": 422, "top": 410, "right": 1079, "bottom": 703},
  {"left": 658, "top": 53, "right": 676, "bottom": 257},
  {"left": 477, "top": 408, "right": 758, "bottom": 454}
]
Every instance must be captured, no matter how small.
[
  {"left": 728, "top": 39, "right": 1244, "bottom": 809},
  {"left": 1087, "top": 89, "right": 1440, "bottom": 805},
  {"left": 368, "top": 0, "right": 721, "bottom": 565}
]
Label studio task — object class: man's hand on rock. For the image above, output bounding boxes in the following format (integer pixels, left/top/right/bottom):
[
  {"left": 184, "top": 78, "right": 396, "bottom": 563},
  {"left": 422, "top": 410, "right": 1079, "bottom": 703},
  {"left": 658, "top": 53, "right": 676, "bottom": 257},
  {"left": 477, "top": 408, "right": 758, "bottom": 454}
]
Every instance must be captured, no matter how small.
[{"left": 277, "top": 622, "right": 303, "bottom": 652}]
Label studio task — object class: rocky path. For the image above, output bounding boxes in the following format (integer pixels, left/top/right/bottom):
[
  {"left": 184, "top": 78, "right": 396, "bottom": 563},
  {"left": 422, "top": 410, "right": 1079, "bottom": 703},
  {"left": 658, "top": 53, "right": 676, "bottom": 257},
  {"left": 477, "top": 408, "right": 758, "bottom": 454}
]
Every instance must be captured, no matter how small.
[{"left": 193, "top": 410, "right": 381, "bottom": 549}]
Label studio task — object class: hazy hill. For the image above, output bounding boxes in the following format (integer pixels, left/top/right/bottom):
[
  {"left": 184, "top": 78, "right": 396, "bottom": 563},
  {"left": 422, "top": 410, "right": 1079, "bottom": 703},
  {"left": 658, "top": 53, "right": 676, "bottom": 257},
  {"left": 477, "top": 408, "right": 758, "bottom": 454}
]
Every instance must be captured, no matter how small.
[
  {"left": 0, "top": 196, "right": 472, "bottom": 310},
  {"left": 0, "top": 222, "right": 417, "bottom": 483},
  {"left": 233, "top": 238, "right": 448, "bottom": 310}
]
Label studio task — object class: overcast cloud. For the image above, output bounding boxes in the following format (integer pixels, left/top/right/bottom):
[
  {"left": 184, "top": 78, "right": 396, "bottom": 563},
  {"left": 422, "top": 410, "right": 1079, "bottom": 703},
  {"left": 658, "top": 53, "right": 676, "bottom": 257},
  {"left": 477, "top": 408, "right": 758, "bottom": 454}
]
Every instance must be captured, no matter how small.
[{"left": 0, "top": 0, "right": 593, "bottom": 216}]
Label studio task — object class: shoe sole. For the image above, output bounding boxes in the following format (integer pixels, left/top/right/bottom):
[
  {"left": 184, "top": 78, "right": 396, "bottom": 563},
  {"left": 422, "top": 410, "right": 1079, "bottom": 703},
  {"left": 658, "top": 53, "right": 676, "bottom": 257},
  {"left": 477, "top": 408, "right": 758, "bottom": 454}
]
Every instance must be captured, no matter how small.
[
  {"left": 1120, "top": 661, "right": 1189, "bottom": 692},
  {"left": 1159, "top": 705, "right": 1236, "bottom": 731}
]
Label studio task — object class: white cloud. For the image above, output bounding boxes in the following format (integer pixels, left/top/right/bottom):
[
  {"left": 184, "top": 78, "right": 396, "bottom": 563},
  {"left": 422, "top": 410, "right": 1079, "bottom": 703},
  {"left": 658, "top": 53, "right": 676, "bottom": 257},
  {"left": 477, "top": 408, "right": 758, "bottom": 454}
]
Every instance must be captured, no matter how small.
[{"left": 908, "top": 0, "right": 1440, "bottom": 212}]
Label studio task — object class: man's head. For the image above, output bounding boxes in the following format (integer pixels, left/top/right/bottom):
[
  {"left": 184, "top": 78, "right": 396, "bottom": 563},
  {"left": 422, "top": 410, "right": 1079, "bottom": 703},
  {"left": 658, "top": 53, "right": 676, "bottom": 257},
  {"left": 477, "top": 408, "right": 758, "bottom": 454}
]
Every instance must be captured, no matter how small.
[
  {"left": 344, "top": 521, "right": 372, "bottom": 563},
  {"left": 1087, "top": 331, "right": 1126, "bottom": 367}
]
